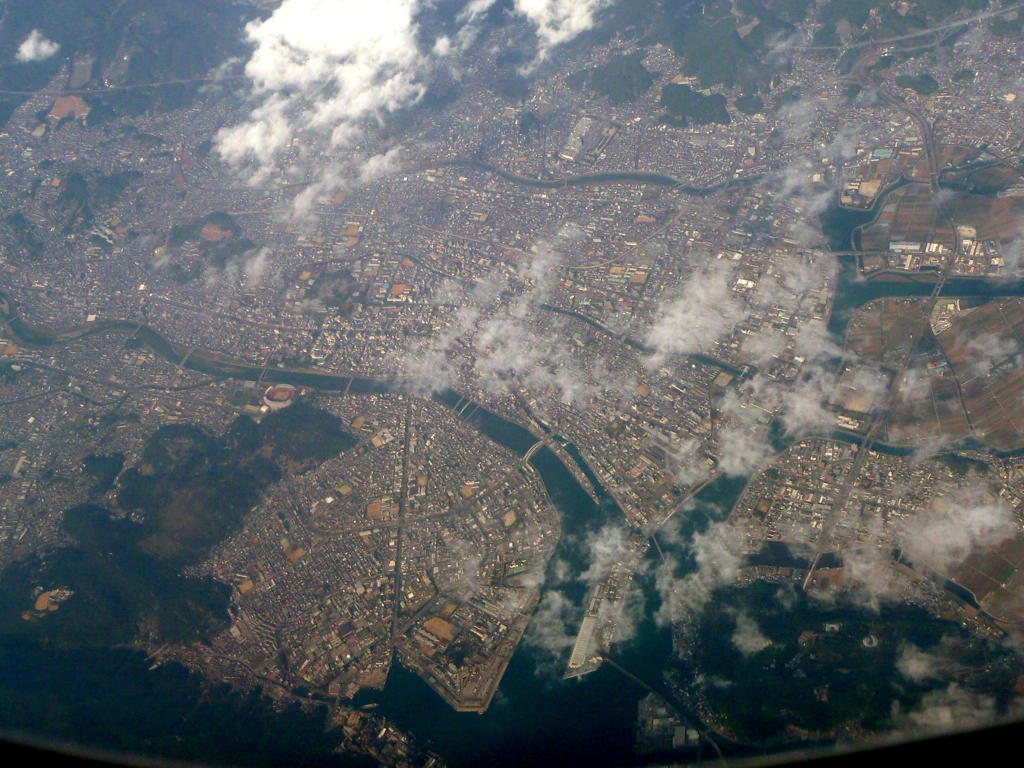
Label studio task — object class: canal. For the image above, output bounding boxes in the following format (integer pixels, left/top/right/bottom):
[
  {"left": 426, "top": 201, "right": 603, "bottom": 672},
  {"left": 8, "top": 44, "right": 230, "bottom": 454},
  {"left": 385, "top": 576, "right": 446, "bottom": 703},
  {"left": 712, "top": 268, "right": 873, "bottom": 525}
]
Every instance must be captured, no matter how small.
[{"left": 6, "top": 177, "right": 1024, "bottom": 764}]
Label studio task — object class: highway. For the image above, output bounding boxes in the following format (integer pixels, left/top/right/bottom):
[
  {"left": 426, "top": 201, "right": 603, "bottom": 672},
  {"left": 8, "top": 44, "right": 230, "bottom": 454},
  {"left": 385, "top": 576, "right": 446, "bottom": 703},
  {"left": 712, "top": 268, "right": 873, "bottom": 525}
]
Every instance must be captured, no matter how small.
[
  {"left": 799, "top": 2, "right": 1024, "bottom": 52},
  {"left": 600, "top": 656, "right": 726, "bottom": 764},
  {"left": 803, "top": 58, "right": 961, "bottom": 589}
]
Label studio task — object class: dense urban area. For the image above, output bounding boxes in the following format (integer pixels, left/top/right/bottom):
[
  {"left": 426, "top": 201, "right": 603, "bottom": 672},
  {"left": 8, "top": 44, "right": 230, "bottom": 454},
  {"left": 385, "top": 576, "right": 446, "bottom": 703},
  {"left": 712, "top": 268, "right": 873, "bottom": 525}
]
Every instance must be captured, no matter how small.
[{"left": 3, "top": 1, "right": 1024, "bottom": 766}]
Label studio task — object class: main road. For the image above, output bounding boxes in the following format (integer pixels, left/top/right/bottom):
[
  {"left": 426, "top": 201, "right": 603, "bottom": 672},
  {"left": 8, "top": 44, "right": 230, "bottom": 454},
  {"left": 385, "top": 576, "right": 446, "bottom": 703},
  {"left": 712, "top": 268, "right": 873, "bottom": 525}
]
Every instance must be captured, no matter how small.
[{"left": 802, "top": 59, "right": 959, "bottom": 589}]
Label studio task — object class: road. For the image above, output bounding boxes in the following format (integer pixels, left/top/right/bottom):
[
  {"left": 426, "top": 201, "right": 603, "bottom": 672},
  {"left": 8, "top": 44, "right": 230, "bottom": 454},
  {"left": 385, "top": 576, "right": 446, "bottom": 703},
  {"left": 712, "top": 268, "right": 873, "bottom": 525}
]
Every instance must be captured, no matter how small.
[
  {"left": 600, "top": 656, "right": 726, "bottom": 764},
  {"left": 802, "top": 61, "right": 961, "bottom": 588},
  {"left": 390, "top": 400, "right": 414, "bottom": 643},
  {"left": 800, "top": 2, "right": 1024, "bottom": 52},
  {"left": 0, "top": 74, "right": 248, "bottom": 97}
]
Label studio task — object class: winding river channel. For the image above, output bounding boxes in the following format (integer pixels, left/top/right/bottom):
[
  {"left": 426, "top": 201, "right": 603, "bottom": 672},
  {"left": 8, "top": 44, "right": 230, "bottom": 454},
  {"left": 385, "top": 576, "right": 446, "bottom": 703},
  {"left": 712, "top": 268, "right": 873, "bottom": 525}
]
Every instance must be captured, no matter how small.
[
  {"left": 1, "top": 285, "right": 683, "bottom": 766},
  {"left": 5, "top": 173, "right": 1024, "bottom": 765}
]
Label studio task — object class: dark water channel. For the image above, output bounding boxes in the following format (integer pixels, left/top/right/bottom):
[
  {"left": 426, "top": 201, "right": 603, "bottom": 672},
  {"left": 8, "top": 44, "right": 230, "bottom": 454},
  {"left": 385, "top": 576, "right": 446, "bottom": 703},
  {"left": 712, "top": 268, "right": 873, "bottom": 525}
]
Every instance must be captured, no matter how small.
[{"left": 4, "top": 178, "right": 1024, "bottom": 765}]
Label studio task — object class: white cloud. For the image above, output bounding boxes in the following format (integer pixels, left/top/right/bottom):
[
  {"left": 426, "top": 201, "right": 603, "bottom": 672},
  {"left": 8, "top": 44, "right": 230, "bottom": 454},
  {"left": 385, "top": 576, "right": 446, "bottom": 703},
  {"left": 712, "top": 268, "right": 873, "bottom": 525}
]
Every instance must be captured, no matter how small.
[
  {"left": 763, "top": 28, "right": 806, "bottom": 68},
  {"left": 899, "top": 487, "right": 1017, "bottom": 574},
  {"left": 217, "top": 0, "right": 425, "bottom": 178},
  {"left": 359, "top": 146, "right": 404, "bottom": 183},
  {"left": 716, "top": 421, "right": 774, "bottom": 477},
  {"left": 714, "top": 390, "right": 775, "bottom": 476},
  {"left": 777, "top": 367, "right": 839, "bottom": 436},
  {"left": 434, "top": 537, "right": 485, "bottom": 599},
  {"left": 398, "top": 230, "right": 637, "bottom": 406},
  {"left": 644, "top": 263, "right": 747, "bottom": 366},
  {"left": 218, "top": 0, "right": 610, "bottom": 202},
  {"left": 896, "top": 644, "right": 946, "bottom": 684},
  {"left": 964, "top": 330, "right": 1022, "bottom": 378},
  {"left": 752, "top": 251, "right": 835, "bottom": 311},
  {"left": 243, "top": 247, "right": 273, "bottom": 288},
  {"left": 908, "top": 434, "right": 954, "bottom": 464},
  {"left": 794, "top": 317, "right": 842, "bottom": 361},
  {"left": 997, "top": 232, "right": 1024, "bottom": 277},
  {"left": 473, "top": 314, "right": 599, "bottom": 405},
  {"left": 523, "top": 587, "right": 578, "bottom": 672},
  {"left": 400, "top": 305, "right": 481, "bottom": 395},
  {"left": 739, "top": 327, "right": 788, "bottom": 366},
  {"left": 901, "top": 684, "right": 997, "bottom": 734},
  {"left": 662, "top": 437, "right": 710, "bottom": 487},
  {"left": 731, "top": 611, "right": 771, "bottom": 655},
  {"left": 576, "top": 525, "right": 645, "bottom": 645},
  {"left": 655, "top": 522, "right": 743, "bottom": 623},
  {"left": 740, "top": 361, "right": 839, "bottom": 439},
  {"left": 16, "top": 29, "right": 60, "bottom": 63},
  {"left": 514, "top": 0, "right": 612, "bottom": 62},
  {"left": 837, "top": 544, "right": 902, "bottom": 609},
  {"left": 580, "top": 525, "right": 630, "bottom": 584}
]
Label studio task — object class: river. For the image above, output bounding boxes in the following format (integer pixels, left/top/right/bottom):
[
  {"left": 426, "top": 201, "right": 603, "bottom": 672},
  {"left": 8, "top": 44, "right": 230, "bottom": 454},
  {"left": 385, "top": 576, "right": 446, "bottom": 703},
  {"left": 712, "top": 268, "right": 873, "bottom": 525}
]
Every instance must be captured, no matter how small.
[
  {"left": 816, "top": 187, "right": 1024, "bottom": 342},
  {"left": 4, "top": 179, "right": 1024, "bottom": 764},
  {"left": 1, "top": 287, "right": 710, "bottom": 765},
  {"left": 356, "top": 472, "right": 751, "bottom": 768},
  {"left": 444, "top": 158, "right": 762, "bottom": 196}
]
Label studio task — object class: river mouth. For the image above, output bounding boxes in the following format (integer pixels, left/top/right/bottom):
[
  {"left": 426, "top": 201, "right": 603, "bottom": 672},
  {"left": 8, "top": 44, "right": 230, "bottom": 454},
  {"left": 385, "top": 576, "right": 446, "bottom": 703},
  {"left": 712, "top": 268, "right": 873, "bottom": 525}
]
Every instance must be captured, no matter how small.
[
  {"left": 7, "top": 180, "right": 1024, "bottom": 764},
  {"left": 0, "top": 286, "right": 702, "bottom": 764},
  {"left": 818, "top": 191, "right": 1024, "bottom": 344},
  {"left": 355, "top": 472, "right": 755, "bottom": 768}
]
